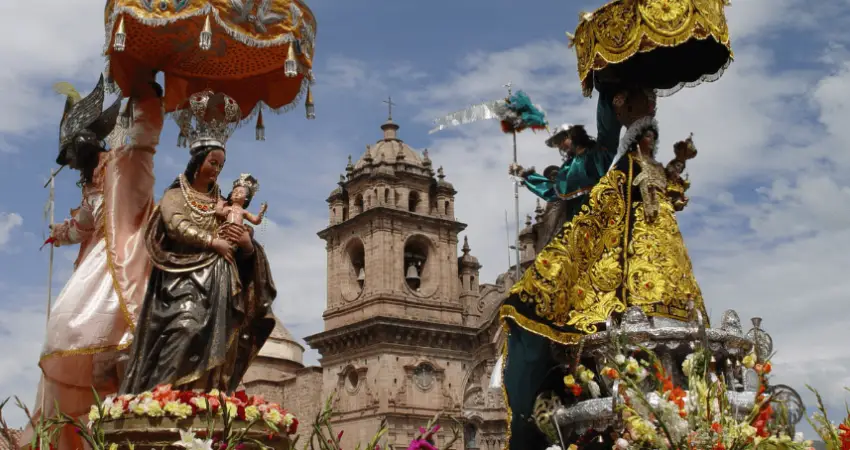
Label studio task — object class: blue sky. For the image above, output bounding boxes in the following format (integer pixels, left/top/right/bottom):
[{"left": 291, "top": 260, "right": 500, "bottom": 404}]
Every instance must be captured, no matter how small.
[{"left": 1, "top": 0, "right": 850, "bottom": 439}]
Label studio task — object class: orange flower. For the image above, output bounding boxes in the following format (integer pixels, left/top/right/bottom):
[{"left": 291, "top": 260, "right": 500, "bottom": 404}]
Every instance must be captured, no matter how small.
[
  {"left": 571, "top": 384, "right": 582, "bottom": 397},
  {"left": 762, "top": 362, "right": 772, "bottom": 374},
  {"left": 602, "top": 367, "right": 620, "bottom": 379}
]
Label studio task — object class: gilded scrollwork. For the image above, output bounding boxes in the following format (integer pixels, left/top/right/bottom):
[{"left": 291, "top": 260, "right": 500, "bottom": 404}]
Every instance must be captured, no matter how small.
[
  {"left": 510, "top": 170, "right": 629, "bottom": 334},
  {"left": 592, "top": 2, "right": 640, "bottom": 51},
  {"left": 626, "top": 200, "right": 704, "bottom": 320},
  {"left": 508, "top": 155, "right": 707, "bottom": 336},
  {"left": 638, "top": 0, "right": 693, "bottom": 35}
]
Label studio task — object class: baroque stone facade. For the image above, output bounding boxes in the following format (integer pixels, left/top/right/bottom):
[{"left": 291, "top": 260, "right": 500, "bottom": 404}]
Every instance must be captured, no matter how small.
[{"left": 245, "top": 117, "right": 517, "bottom": 450}]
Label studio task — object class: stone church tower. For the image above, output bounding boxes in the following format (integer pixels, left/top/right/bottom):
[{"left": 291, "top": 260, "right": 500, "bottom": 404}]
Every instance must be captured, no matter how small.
[{"left": 304, "top": 115, "right": 508, "bottom": 450}]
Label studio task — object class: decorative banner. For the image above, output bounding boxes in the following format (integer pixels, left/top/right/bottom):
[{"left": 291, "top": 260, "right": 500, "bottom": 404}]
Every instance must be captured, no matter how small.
[{"left": 429, "top": 91, "right": 548, "bottom": 135}]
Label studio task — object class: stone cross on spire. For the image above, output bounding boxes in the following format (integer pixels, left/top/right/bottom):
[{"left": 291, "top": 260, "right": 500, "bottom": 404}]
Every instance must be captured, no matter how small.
[{"left": 383, "top": 96, "right": 395, "bottom": 120}]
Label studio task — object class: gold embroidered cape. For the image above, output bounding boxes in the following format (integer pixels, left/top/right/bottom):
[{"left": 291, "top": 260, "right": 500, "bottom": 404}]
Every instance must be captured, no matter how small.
[{"left": 500, "top": 154, "right": 706, "bottom": 344}]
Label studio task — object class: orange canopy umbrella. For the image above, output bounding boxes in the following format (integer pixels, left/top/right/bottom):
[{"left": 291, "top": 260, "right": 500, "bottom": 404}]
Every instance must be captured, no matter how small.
[{"left": 104, "top": 0, "right": 317, "bottom": 133}]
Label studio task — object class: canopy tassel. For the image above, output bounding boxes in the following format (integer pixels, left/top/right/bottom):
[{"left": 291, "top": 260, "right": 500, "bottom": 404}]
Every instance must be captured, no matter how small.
[
  {"left": 199, "top": 15, "right": 212, "bottom": 50},
  {"left": 284, "top": 44, "right": 298, "bottom": 78},
  {"left": 256, "top": 109, "right": 266, "bottom": 141},
  {"left": 305, "top": 86, "right": 315, "bottom": 120},
  {"left": 177, "top": 131, "right": 188, "bottom": 147},
  {"left": 113, "top": 17, "right": 127, "bottom": 52}
]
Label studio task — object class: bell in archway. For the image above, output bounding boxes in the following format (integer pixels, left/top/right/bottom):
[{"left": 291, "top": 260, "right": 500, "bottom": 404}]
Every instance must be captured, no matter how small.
[
  {"left": 357, "top": 267, "right": 366, "bottom": 289},
  {"left": 405, "top": 264, "right": 421, "bottom": 289}
]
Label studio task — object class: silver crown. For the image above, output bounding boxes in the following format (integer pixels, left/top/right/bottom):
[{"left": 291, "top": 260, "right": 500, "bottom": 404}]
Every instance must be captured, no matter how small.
[
  {"left": 175, "top": 90, "right": 242, "bottom": 151},
  {"left": 233, "top": 173, "right": 260, "bottom": 197}
]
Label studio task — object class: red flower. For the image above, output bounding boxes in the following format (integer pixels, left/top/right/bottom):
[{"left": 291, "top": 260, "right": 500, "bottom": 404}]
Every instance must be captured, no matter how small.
[
  {"left": 570, "top": 384, "right": 582, "bottom": 397},
  {"left": 289, "top": 417, "right": 299, "bottom": 434},
  {"left": 234, "top": 390, "right": 249, "bottom": 405},
  {"left": 711, "top": 422, "right": 722, "bottom": 434}
]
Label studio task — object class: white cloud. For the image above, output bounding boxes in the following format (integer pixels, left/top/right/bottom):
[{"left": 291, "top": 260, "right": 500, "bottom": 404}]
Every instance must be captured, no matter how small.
[
  {"left": 0, "top": 212, "right": 23, "bottom": 249},
  {"left": 0, "top": 0, "right": 106, "bottom": 136}
]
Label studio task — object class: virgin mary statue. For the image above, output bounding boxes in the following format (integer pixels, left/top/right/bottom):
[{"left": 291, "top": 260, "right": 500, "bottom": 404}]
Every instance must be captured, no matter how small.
[{"left": 119, "top": 90, "right": 277, "bottom": 394}]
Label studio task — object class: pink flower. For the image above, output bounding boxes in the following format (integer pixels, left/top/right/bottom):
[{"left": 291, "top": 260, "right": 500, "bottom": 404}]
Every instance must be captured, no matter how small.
[{"left": 407, "top": 439, "right": 437, "bottom": 450}]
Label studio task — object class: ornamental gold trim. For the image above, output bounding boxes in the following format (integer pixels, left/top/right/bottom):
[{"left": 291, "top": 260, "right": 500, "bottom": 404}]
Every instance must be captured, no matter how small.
[
  {"left": 499, "top": 305, "right": 583, "bottom": 346},
  {"left": 571, "top": 0, "right": 732, "bottom": 96}
]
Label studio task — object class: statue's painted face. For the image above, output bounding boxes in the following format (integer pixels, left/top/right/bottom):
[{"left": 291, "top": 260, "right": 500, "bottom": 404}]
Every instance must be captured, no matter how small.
[
  {"left": 639, "top": 130, "right": 657, "bottom": 155},
  {"left": 231, "top": 186, "right": 248, "bottom": 205},
  {"left": 197, "top": 149, "right": 225, "bottom": 183},
  {"left": 557, "top": 136, "right": 573, "bottom": 151}
]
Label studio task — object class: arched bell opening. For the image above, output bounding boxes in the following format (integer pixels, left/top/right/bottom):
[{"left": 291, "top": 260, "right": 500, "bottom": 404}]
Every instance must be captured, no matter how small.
[
  {"left": 408, "top": 191, "right": 421, "bottom": 212},
  {"left": 402, "top": 234, "right": 438, "bottom": 297},
  {"left": 341, "top": 238, "right": 366, "bottom": 301}
]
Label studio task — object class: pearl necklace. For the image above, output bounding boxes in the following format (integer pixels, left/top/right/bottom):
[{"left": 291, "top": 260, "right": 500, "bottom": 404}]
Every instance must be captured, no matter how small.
[{"left": 178, "top": 174, "right": 219, "bottom": 217}]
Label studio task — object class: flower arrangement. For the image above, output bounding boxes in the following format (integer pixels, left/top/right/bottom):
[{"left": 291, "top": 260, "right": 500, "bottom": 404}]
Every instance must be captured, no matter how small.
[
  {"left": 582, "top": 343, "right": 813, "bottom": 450},
  {"left": 806, "top": 386, "right": 850, "bottom": 450},
  {"left": 86, "top": 385, "right": 298, "bottom": 434}
]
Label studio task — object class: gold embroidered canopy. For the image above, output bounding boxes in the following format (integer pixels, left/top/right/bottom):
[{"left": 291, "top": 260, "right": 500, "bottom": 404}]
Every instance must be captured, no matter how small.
[
  {"left": 104, "top": 0, "right": 316, "bottom": 121},
  {"left": 570, "top": 0, "right": 732, "bottom": 97}
]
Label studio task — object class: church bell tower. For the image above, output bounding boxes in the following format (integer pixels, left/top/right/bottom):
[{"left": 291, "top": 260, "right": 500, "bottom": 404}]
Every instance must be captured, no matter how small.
[{"left": 305, "top": 109, "right": 477, "bottom": 449}]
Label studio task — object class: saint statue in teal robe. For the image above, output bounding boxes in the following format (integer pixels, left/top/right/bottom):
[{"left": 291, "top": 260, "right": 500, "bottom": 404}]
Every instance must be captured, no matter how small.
[{"left": 500, "top": 84, "right": 622, "bottom": 450}]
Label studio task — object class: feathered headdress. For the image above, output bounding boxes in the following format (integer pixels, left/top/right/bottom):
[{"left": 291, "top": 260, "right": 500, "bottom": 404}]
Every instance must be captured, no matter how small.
[
  {"left": 54, "top": 75, "right": 122, "bottom": 166},
  {"left": 494, "top": 91, "right": 548, "bottom": 134}
]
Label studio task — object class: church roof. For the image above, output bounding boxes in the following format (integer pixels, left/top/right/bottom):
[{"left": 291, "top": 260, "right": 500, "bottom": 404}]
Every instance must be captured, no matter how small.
[
  {"left": 269, "top": 319, "right": 298, "bottom": 343},
  {"left": 353, "top": 120, "right": 426, "bottom": 170}
]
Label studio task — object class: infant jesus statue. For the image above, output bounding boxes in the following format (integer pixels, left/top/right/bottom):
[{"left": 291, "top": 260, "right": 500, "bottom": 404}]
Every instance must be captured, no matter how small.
[{"left": 217, "top": 173, "right": 268, "bottom": 228}]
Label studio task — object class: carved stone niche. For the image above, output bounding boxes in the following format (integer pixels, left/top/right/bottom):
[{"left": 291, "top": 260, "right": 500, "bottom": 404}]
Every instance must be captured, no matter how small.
[
  {"left": 395, "top": 359, "right": 459, "bottom": 409},
  {"left": 337, "top": 364, "right": 379, "bottom": 409},
  {"left": 337, "top": 364, "right": 367, "bottom": 395},
  {"left": 463, "top": 385, "right": 486, "bottom": 409}
]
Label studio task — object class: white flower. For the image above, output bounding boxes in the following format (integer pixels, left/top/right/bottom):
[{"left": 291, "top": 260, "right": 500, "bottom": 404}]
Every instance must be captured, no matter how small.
[
  {"left": 87, "top": 405, "right": 101, "bottom": 423},
  {"left": 588, "top": 381, "right": 601, "bottom": 399},
  {"left": 173, "top": 430, "right": 196, "bottom": 448},
  {"left": 245, "top": 405, "right": 261, "bottom": 422},
  {"left": 625, "top": 358, "right": 641, "bottom": 375},
  {"left": 282, "top": 413, "right": 295, "bottom": 427},
  {"left": 615, "top": 438, "right": 629, "bottom": 449},
  {"left": 545, "top": 446, "right": 562, "bottom": 450},
  {"left": 681, "top": 354, "right": 695, "bottom": 376},
  {"left": 615, "top": 355, "right": 626, "bottom": 365},
  {"left": 190, "top": 397, "right": 208, "bottom": 411},
  {"left": 191, "top": 438, "right": 214, "bottom": 450},
  {"left": 264, "top": 409, "right": 282, "bottom": 424}
]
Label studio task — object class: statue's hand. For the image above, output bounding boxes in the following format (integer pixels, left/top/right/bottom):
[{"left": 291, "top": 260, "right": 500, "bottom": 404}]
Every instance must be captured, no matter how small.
[
  {"left": 220, "top": 223, "right": 254, "bottom": 253},
  {"left": 211, "top": 238, "right": 235, "bottom": 264}
]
